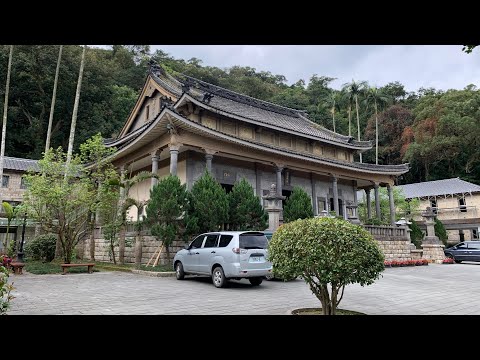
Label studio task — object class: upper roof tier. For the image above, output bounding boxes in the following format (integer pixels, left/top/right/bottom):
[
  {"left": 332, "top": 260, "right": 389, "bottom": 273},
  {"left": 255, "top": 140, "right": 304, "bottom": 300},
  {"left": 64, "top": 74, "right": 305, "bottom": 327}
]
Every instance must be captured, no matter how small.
[{"left": 148, "top": 63, "right": 372, "bottom": 150}]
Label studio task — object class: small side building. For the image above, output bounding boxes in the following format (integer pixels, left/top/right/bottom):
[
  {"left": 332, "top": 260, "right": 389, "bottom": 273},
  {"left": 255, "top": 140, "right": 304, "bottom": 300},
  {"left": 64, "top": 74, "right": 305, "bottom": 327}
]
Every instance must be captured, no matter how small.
[
  {"left": 0, "top": 156, "right": 39, "bottom": 253},
  {"left": 397, "top": 178, "right": 480, "bottom": 244}
]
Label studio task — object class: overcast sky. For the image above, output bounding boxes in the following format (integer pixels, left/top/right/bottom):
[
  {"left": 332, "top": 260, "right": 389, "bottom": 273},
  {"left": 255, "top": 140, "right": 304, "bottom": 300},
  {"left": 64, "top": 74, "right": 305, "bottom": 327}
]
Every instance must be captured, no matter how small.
[{"left": 144, "top": 45, "right": 479, "bottom": 92}]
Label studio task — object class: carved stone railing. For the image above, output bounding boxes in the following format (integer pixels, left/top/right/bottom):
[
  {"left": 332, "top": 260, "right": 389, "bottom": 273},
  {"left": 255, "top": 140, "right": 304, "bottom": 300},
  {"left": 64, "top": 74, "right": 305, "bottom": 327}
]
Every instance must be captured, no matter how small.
[{"left": 363, "top": 225, "right": 411, "bottom": 241}]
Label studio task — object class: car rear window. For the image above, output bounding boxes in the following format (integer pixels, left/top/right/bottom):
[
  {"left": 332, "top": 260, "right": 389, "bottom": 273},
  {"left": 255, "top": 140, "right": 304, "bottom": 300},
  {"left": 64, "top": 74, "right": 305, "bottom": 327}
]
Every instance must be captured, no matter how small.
[{"left": 239, "top": 233, "right": 268, "bottom": 249}]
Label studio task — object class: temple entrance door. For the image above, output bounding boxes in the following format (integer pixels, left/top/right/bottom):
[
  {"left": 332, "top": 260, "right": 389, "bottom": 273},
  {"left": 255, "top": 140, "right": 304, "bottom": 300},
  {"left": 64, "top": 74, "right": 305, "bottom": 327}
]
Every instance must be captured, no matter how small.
[{"left": 221, "top": 183, "right": 234, "bottom": 194}]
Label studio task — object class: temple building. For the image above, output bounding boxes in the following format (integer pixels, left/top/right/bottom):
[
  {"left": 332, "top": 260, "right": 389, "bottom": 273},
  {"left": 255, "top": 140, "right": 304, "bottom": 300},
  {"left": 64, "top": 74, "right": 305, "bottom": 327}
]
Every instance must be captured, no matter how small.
[{"left": 106, "top": 63, "right": 409, "bottom": 224}]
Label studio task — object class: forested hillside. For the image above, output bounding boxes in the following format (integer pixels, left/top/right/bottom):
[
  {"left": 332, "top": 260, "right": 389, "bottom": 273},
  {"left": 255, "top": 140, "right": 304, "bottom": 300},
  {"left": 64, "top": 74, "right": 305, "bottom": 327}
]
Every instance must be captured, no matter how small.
[{"left": 0, "top": 45, "right": 478, "bottom": 184}]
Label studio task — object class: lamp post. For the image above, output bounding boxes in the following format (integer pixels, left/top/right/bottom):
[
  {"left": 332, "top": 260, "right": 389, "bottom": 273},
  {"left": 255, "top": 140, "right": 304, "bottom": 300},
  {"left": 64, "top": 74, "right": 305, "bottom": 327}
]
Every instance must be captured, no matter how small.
[{"left": 16, "top": 212, "right": 27, "bottom": 263}]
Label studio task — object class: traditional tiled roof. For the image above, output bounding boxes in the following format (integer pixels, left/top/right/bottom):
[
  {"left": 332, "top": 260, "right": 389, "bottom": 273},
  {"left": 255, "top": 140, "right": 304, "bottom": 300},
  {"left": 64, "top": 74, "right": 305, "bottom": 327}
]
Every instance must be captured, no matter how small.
[
  {"left": 396, "top": 178, "right": 480, "bottom": 199},
  {"left": 148, "top": 65, "right": 372, "bottom": 149},
  {"left": 2, "top": 156, "right": 39, "bottom": 172},
  {"left": 109, "top": 106, "right": 408, "bottom": 176}
]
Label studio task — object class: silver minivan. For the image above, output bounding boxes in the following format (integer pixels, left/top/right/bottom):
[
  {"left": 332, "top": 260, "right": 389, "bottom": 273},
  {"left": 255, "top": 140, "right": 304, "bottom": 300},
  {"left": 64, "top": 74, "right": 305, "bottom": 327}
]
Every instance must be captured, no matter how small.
[{"left": 173, "top": 231, "right": 273, "bottom": 288}]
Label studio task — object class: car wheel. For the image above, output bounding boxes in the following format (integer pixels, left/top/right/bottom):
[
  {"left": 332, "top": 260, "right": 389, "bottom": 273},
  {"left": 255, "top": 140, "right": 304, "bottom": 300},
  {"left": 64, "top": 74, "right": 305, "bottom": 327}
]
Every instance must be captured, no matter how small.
[
  {"left": 446, "top": 254, "right": 454, "bottom": 259},
  {"left": 454, "top": 259, "right": 462, "bottom": 264},
  {"left": 175, "top": 262, "right": 185, "bottom": 280},
  {"left": 249, "top": 277, "right": 263, "bottom": 286},
  {"left": 212, "top": 266, "right": 227, "bottom": 288}
]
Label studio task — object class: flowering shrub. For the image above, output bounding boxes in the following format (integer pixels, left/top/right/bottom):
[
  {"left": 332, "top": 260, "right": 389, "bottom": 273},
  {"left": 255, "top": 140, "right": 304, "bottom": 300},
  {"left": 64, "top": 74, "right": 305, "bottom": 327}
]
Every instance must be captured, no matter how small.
[
  {"left": 384, "top": 260, "right": 392, "bottom": 267},
  {"left": 0, "top": 255, "right": 12, "bottom": 269},
  {"left": 388, "top": 259, "right": 429, "bottom": 267},
  {"left": 442, "top": 257, "right": 454, "bottom": 264},
  {"left": 0, "top": 265, "right": 14, "bottom": 315}
]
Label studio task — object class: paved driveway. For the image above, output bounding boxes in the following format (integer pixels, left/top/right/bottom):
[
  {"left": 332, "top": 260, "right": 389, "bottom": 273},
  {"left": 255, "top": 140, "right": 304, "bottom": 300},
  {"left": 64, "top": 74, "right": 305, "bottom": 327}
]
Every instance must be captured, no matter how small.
[{"left": 7, "top": 263, "right": 480, "bottom": 315}]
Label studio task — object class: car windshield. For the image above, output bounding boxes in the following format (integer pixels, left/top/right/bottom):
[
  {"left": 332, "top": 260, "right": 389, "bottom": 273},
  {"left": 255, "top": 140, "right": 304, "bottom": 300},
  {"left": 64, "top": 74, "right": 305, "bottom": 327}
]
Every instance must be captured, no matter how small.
[{"left": 239, "top": 233, "right": 268, "bottom": 249}]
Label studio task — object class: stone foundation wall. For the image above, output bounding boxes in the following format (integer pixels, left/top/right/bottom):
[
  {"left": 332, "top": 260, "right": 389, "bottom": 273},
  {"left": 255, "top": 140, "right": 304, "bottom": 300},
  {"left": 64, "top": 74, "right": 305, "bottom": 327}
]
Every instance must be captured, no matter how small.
[
  {"left": 376, "top": 239, "right": 412, "bottom": 261},
  {"left": 410, "top": 249, "right": 423, "bottom": 260},
  {"left": 421, "top": 244, "right": 445, "bottom": 264},
  {"left": 81, "top": 234, "right": 186, "bottom": 266}
]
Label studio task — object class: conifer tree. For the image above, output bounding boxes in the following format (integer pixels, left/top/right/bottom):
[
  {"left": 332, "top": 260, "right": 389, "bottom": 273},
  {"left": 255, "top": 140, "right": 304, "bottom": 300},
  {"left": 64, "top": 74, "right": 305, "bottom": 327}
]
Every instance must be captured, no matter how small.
[
  {"left": 283, "top": 186, "right": 314, "bottom": 223},
  {"left": 228, "top": 178, "right": 268, "bottom": 231},
  {"left": 185, "top": 171, "right": 228, "bottom": 236}
]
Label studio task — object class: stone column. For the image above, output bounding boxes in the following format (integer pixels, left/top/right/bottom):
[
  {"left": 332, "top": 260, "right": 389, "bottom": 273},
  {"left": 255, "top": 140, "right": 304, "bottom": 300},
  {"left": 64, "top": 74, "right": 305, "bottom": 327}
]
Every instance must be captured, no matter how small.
[
  {"left": 421, "top": 207, "right": 445, "bottom": 263},
  {"left": 332, "top": 176, "right": 339, "bottom": 216},
  {"left": 205, "top": 154, "right": 213, "bottom": 173},
  {"left": 387, "top": 184, "right": 396, "bottom": 225},
  {"left": 255, "top": 163, "right": 262, "bottom": 203},
  {"left": 169, "top": 145, "right": 179, "bottom": 176},
  {"left": 263, "top": 184, "right": 285, "bottom": 231},
  {"left": 374, "top": 182, "right": 381, "bottom": 220},
  {"left": 353, "top": 180, "right": 358, "bottom": 218},
  {"left": 365, "top": 188, "right": 372, "bottom": 219},
  {"left": 151, "top": 151, "right": 159, "bottom": 189},
  {"left": 275, "top": 164, "right": 284, "bottom": 196},
  {"left": 311, "top": 173, "right": 317, "bottom": 216}
]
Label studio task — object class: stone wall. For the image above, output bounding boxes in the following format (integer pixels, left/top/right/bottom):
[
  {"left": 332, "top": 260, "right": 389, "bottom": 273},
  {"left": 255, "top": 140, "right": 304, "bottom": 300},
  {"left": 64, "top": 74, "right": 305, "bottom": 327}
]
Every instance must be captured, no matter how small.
[
  {"left": 82, "top": 234, "right": 186, "bottom": 266},
  {"left": 410, "top": 249, "right": 423, "bottom": 260},
  {"left": 375, "top": 239, "right": 412, "bottom": 261}
]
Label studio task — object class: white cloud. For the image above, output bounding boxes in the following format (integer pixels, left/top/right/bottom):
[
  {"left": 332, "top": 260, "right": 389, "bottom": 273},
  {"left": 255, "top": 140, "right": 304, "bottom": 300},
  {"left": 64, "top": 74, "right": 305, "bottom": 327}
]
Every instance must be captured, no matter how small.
[{"left": 150, "top": 45, "right": 480, "bottom": 92}]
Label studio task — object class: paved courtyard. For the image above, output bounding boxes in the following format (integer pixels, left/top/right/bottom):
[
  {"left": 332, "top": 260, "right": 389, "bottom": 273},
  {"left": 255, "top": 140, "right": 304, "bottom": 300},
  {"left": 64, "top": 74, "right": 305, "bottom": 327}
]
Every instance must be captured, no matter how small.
[{"left": 7, "top": 263, "right": 480, "bottom": 315}]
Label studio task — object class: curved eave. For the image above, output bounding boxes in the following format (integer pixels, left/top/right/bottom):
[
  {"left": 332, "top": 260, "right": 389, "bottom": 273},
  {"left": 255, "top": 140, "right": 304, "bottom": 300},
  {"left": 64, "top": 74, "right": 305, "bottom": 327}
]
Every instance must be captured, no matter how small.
[
  {"left": 175, "top": 93, "right": 372, "bottom": 152},
  {"left": 165, "top": 109, "right": 407, "bottom": 176}
]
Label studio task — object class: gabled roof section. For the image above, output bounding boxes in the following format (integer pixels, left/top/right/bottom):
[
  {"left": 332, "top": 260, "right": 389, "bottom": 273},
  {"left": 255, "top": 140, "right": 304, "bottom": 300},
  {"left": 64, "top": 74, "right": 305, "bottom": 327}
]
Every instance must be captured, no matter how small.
[
  {"left": 146, "top": 64, "right": 372, "bottom": 150},
  {"left": 2, "top": 156, "right": 39, "bottom": 172},
  {"left": 397, "top": 178, "right": 480, "bottom": 199}
]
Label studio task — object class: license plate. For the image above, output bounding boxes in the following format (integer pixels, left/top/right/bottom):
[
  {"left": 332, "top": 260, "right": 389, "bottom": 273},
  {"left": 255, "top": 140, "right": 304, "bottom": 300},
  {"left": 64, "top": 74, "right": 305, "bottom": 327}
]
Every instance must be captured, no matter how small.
[{"left": 250, "top": 256, "right": 263, "bottom": 263}]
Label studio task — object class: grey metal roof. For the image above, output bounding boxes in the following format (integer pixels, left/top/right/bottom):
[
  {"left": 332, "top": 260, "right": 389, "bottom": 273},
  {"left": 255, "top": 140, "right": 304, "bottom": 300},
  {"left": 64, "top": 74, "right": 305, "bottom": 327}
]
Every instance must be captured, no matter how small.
[
  {"left": 396, "top": 178, "right": 480, "bottom": 199},
  {"left": 148, "top": 67, "right": 372, "bottom": 149},
  {"left": 2, "top": 156, "right": 39, "bottom": 172}
]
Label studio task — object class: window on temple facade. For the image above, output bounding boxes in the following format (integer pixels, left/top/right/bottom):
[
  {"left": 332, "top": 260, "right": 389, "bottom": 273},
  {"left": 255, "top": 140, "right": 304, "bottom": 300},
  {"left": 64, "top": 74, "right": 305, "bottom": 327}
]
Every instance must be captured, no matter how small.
[{"left": 2, "top": 175, "right": 9, "bottom": 188}]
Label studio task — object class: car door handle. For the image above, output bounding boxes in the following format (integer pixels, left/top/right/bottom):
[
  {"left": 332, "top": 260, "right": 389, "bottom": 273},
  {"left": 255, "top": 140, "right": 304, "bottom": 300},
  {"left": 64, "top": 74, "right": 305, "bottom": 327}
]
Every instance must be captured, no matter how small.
[
  {"left": 211, "top": 251, "right": 216, "bottom": 254},
  {"left": 195, "top": 252, "right": 199, "bottom": 255}
]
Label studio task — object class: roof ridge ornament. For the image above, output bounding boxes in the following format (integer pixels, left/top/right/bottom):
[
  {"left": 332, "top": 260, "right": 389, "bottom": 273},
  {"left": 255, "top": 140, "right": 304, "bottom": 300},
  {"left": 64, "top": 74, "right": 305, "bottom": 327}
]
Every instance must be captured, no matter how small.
[{"left": 148, "top": 59, "right": 165, "bottom": 76}]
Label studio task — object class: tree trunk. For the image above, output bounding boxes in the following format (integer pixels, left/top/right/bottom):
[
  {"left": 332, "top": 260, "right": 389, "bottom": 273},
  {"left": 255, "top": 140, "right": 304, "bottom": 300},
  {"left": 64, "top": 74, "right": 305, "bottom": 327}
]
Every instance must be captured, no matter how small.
[
  {"left": 110, "top": 240, "right": 116, "bottom": 265},
  {"left": 45, "top": 45, "right": 62, "bottom": 154},
  {"left": 119, "top": 224, "right": 126, "bottom": 264},
  {"left": 134, "top": 233, "right": 143, "bottom": 269},
  {"left": 65, "top": 45, "right": 86, "bottom": 169},
  {"left": 55, "top": 238, "right": 63, "bottom": 259},
  {"left": 355, "top": 95, "right": 362, "bottom": 163},
  {"left": 375, "top": 100, "right": 378, "bottom": 165},
  {"left": 0, "top": 45, "right": 13, "bottom": 199},
  {"left": 347, "top": 105, "right": 352, "bottom": 137},
  {"left": 89, "top": 231, "right": 95, "bottom": 261}
]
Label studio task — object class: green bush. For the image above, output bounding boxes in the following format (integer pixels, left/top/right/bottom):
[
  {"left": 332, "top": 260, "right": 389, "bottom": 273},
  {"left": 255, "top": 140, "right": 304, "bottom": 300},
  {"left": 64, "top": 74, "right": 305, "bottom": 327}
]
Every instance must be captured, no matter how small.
[
  {"left": 434, "top": 218, "right": 448, "bottom": 246},
  {"left": 409, "top": 220, "right": 424, "bottom": 249},
  {"left": 24, "top": 234, "right": 57, "bottom": 262},
  {"left": 0, "top": 265, "right": 14, "bottom": 314},
  {"left": 268, "top": 217, "right": 384, "bottom": 315}
]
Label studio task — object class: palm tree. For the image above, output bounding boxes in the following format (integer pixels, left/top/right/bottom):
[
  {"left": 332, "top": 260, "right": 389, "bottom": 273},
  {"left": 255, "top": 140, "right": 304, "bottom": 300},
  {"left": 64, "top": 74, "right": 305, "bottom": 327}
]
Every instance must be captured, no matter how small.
[
  {"left": 364, "top": 86, "right": 391, "bottom": 165},
  {"left": 0, "top": 45, "right": 13, "bottom": 197},
  {"left": 343, "top": 80, "right": 368, "bottom": 162},
  {"left": 341, "top": 86, "right": 354, "bottom": 137},
  {"left": 45, "top": 45, "right": 63, "bottom": 154},
  {"left": 326, "top": 92, "right": 342, "bottom": 133},
  {"left": 66, "top": 45, "right": 87, "bottom": 169}
]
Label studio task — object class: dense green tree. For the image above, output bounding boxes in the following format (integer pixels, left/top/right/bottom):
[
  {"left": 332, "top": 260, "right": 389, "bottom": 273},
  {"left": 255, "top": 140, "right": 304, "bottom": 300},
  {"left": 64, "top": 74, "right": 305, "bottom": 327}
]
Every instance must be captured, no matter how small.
[
  {"left": 146, "top": 175, "right": 188, "bottom": 262},
  {"left": 228, "top": 178, "right": 268, "bottom": 231},
  {"left": 283, "top": 186, "right": 314, "bottom": 223},
  {"left": 409, "top": 220, "right": 424, "bottom": 249},
  {"left": 268, "top": 217, "right": 384, "bottom": 315},
  {"left": 185, "top": 171, "right": 229, "bottom": 236}
]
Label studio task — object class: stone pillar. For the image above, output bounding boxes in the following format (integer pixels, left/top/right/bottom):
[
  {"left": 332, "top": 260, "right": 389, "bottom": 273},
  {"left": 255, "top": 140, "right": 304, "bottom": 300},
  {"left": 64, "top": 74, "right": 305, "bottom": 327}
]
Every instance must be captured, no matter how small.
[
  {"left": 421, "top": 207, "right": 445, "bottom": 263},
  {"left": 119, "top": 165, "right": 126, "bottom": 205},
  {"left": 387, "top": 184, "right": 395, "bottom": 225},
  {"left": 365, "top": 188, "right": 372, "bottom": 219},
  {"left": 205, "top": 154, "right": 213, "bottom": 173},
  {"left": 275, "top": 164, "right": 284, "bottom": 196},
  {"left": 332, "top": 176, "right": 339, "bottom": 216},
  {"left": 374, "top": 182, "right": 381, "bottom": 220},
  {"left": 255, "top": 163, "right": 262, "bottom": 203},
  {"left": 311, "top": 173, "right": 317, "bottom": 216},
  {"left": 263, "top": 183, "right": 285, "bottom": 231},
  {"left": 353, "top": 180, "right": 358, "bottom": 218},
  {"left": 169, "top": 145, "right": 179, "bottom": 176},
  {"left": 151, "top": 151, "right": 159, "bottom": 189}
]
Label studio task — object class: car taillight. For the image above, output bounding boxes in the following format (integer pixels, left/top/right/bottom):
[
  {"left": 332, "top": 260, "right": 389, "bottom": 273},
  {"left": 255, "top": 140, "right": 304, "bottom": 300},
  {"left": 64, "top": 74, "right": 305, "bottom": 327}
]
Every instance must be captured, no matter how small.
[{"left": 232, "top": 248, "right": 240, "bottom": 254}]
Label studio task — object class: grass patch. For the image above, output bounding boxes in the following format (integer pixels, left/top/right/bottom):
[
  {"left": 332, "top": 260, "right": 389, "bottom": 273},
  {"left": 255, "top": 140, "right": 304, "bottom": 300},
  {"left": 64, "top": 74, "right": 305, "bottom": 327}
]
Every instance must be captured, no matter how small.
[
  {"left": 24, "top": 259, "right": 99, "bottom": 275},
  {"left": 292, "top": 308, "right": 365, "bottom": 315}
]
